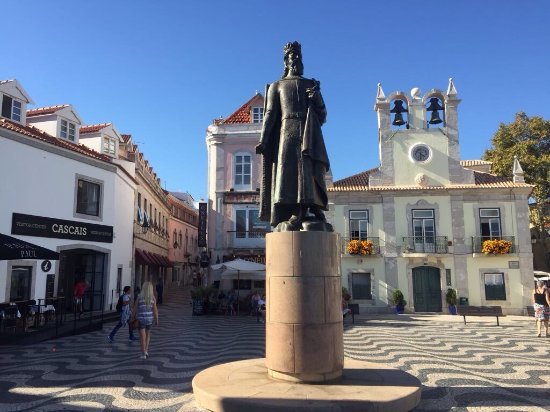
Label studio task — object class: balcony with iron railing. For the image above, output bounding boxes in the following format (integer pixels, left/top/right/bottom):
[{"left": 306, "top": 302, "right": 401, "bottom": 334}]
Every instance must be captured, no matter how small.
[
  {"left": 472, "top": 236, "right": 516, "bottom": 255},
  {"left": 341, "top": 237, "right": 381, "bottom": 256},
  {"left": 402, "top": 236, "right": 448, "bottom": 254}
]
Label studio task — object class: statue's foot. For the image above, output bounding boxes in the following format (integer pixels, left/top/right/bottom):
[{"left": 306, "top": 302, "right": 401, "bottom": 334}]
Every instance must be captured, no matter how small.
[
  {"left": 288, "top": 214, "right": 302, "bottom": 225},
  {"left": 311, "top": 207, "right": 326, "bottom": 221},
  {"left": 302, "top": 220, "right": 334, "bottom": 232},
  {"left": 275, "top": 218, "right": 302, "bottom": 232}
]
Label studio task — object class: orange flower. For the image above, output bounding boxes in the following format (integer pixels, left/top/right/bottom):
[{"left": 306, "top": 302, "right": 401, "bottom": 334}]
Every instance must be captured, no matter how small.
[
  {"left": 481, "top": 239, "right": 512, "bottom": 255},
  {"left": 347, "top": 239, "right": 374, "bottom": 255}
]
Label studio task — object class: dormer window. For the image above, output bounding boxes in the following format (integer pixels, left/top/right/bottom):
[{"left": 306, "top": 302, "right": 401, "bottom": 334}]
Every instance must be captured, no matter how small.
[
  {"left": 252, "top": 107, "right": 264, "bottom": 123},
  {"left": 1, "top": 95, "right": 22, "bottom": 122},
  {"left": 102, "top": 136, "right": 117, "bottom": 156},
  {"left": 60, "top": 119, "right": 76, "bottom": 141}
]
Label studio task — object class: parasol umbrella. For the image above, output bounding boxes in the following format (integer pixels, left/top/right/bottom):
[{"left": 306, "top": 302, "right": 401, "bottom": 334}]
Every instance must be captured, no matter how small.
[
  {"left": 534, "top": 271, "right": 550, "bottom": 282},
  {"left": 211, "top": 258, "right": 266, "bottom": 314},
  {"left": 0, "top": 233, "right": 59, "bottom": 260}
]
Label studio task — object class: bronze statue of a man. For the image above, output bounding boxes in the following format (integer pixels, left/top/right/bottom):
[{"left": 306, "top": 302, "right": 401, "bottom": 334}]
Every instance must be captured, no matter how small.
[{"left": 256, "top": 41, "right": 332, "bottom": 232}]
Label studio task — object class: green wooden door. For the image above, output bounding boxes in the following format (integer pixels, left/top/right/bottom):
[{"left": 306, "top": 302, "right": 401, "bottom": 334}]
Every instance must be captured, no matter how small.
[{"left": 412, "top": 266, "right": 442, "bottom": 312}]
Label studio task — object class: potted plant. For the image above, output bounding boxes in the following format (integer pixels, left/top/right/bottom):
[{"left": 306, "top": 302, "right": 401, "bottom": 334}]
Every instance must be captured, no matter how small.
[
  {"left": 391, "top": 289, "right": 406, "bottom": 314},
  {"left": 445, "top": 288, "right": 458, "bottom": 315},
  {"left": 342, "top": 287, "right": 351, "bottom": 302}
]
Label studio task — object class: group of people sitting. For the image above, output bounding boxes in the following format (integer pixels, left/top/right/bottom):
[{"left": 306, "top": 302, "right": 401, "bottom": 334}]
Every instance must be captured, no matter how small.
[{"left": 213, "top": 289, "right": 266, "bottom": 322}]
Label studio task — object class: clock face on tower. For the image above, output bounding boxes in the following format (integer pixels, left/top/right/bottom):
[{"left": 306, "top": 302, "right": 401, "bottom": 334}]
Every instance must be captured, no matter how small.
[{"left": 411, "top": 144, "right": 431, "bottom": 162}]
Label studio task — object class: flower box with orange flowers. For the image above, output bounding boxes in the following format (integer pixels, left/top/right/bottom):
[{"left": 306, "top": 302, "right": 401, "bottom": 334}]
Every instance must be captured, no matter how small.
[
  {"left": 481, "top": 239, "right": 513, "bottom": 255},
  {"left": 346, "top": 239, "right": 375, "bottom": 255}
]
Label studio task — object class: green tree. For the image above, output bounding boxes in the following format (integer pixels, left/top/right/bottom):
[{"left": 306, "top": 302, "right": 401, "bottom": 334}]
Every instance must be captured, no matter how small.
[{"left": 483, "top": 112, "right": 550, "bottom": 238}]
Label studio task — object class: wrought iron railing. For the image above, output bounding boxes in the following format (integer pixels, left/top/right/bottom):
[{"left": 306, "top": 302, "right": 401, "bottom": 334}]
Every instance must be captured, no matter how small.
[
  {"left": 472, "top": 236, "right": 516, "bottom": 254},
  {"left": 402, "top": 236, "right": 448, "bottom": 254},
  {"left": 341, "top": 237, "right": 381, "bottom": 255}
]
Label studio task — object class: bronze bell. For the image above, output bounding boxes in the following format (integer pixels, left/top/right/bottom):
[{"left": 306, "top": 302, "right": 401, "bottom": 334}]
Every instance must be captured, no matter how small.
[
  {"left": 426, "top": 97, "right": 444, "bottom": 125},
  {"left": 392, "top": 112, "right": 406, "bottom": 126},
  {"left": 429, "top": 110, "right": 443, "bottom": 125},
  {"left": 391, "top": 100, "right": 408, "bottom": 126}
]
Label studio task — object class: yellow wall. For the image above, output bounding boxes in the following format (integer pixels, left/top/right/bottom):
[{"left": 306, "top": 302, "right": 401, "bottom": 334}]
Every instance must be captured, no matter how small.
[
  {"left": 393, "top": 196, "right": 452, "bottom": 239},
  {"left": 393, "top": 130, "right": 450, "bottom": 186}
]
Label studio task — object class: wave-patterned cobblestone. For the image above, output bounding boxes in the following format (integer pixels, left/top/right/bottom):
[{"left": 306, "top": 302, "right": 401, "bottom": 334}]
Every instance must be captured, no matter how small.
[
  {"left": 0, "top": 289, "right": 548, "bottom": 411},
  {"left": 344, "top": 316, "right": 550, "bottom": 411}
]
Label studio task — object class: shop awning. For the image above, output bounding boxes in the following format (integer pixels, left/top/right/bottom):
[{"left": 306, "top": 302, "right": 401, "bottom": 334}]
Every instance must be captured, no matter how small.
[
  {"left": 146, "top": 251, "right": 163, "bottom": 266},
  {"left": 136, "top": 249, "right": 171, "bottom": 267},
  {"left": 135, "top": 248, "right": 152, "bottom": 265},
  {"left": 0, "top": 233, "right": 60, "bottom": 260},
  {"left": 161, "top": 255, "right": 172, "bottom": 267}
]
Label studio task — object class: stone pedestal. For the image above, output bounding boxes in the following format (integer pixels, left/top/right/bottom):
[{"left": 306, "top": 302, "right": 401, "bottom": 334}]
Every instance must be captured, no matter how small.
[
  {"left": 192, "top": 231, "right": 422, "bottom": 411},
  {"left": 265, "top": 231, "right": 343, "bottom": 383},
  {"left": 192, "top": 358, "right": 422, "bottom": 412}
]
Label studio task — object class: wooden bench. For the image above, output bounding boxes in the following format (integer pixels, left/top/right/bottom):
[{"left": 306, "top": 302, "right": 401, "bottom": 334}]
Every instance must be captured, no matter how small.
[
  {"left": 343, "top": 303, "right": 360, "bottom": 324},
  {"left": 457, "top": 305, "right": 504, "bottom": 326}
]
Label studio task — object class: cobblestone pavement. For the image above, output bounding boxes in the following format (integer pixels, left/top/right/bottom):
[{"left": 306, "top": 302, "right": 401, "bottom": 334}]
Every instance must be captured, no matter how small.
[{"left": 0, "top": 285, "right": 548, "bottom": 411}]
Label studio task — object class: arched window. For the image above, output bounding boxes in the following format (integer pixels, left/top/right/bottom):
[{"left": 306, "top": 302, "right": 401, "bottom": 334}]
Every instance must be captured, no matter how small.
[
  {"left": 234, "top": 152, "right": 251, "bottom": 190},
  {"left": 178, "top": 231, "right": 183, "bottom": 249}
]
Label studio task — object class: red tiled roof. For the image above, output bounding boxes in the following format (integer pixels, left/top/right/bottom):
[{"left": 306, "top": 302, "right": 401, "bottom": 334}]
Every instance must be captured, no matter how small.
[
  {"left": 332, "top": 169, "right": 374, "bottom": 191},
  {"left": 121, "top": 134, "right": 132, "bottom": 143},
  {"left": 0, "top": 118, "right": 111, "bottom": 163},
  {"left": 329, "top": 168, "right": 532, "bottom": 192},
  {"left": 80, "top": 123, "right": 111, "bottom": 134},
  {"left": 27, "top": 105, "right": 69, "bottom": 117},
  {"left": 222, "top": 93, "right": 264, "bottom": 124},
  {"left": 472, "top": 171, "right": 530, "bottom": 187}
]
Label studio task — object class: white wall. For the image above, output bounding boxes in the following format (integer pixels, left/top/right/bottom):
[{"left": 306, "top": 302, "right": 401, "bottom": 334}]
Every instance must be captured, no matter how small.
[
  {"left": 0, "top": 132, "right": 135, "bottom": 306},
  {"left": 27, "top": 115, "right": 58, "bottom": 137}
]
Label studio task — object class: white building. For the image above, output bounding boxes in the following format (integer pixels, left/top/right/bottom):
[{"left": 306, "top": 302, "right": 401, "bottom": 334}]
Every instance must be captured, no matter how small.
[{"left": 0, "top": 79, "right": 135, "bottom": 311}]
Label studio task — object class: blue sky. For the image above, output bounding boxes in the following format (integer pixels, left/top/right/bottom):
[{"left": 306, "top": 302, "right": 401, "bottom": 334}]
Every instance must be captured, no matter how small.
[{"left": 3, "top": 1, "right": 549, "bottom": 201}]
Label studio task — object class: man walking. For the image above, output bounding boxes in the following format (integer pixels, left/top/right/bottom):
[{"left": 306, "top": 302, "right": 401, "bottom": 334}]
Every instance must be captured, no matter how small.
[{"left": 108, "top": 286, "right": 139, "bottom": 342}]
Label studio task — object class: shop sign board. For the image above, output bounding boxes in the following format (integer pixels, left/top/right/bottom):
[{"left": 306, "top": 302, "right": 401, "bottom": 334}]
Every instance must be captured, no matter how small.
[
  {"left": 41, "top": 260, "right": 52, "bottom": 272},
  {"left": 198, "top": 203, "right": 207, "bottom": 247},
  {"left": 12, "top": 213, "right": 114, "bottom": 243}
]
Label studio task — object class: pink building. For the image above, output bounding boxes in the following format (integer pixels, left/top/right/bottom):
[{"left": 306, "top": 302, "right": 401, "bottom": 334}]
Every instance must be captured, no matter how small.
[
  {"left": 166, "top": 192, "right": 199, "bottom": 286},
  {"left": 205, "top": 93, "right": 270, "bottom": 288}
]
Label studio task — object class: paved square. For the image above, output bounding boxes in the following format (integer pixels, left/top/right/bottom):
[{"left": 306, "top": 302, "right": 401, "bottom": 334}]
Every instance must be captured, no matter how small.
[{"left": 0, "top": 287, "right": 548, "bottom": 411}]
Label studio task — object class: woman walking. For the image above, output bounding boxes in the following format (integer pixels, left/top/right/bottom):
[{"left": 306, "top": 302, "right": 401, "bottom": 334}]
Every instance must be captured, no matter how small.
[
  {"left": 533, "top": 280, "right": 550, "bottom": 337},
  {"left": 132, "top": 281, "right": 159, "bottom": 359}
]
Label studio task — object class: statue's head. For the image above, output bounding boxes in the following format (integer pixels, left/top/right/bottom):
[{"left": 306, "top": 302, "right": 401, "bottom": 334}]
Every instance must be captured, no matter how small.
[{"left": 283, "top": 41, "right": 304, "bottom": 78}]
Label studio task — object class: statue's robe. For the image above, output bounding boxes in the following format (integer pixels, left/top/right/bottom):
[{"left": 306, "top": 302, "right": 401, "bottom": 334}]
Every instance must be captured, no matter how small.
[{"left": 259, "top": 76, "right": 330, "bottom": 227}]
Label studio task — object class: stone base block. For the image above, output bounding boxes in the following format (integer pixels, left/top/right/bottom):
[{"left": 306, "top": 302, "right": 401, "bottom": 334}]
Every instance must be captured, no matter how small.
[{"left": 192, "top": 357, "right": 422, "bottom": 412}]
